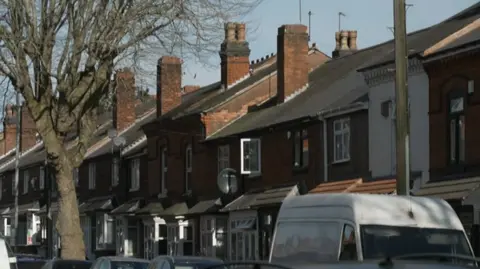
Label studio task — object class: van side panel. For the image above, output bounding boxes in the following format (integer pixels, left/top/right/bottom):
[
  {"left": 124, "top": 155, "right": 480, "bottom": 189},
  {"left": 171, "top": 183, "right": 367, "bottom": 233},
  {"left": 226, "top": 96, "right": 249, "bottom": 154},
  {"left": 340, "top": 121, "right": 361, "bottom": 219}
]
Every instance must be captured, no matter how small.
[{"left": 277, "top": 206, "right": 355, "bottom": 223}]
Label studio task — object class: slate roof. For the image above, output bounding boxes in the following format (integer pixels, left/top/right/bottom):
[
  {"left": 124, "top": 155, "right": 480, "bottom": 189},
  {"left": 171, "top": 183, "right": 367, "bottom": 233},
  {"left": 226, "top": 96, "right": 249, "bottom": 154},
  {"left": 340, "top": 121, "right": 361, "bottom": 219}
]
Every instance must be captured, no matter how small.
[
  {"left": 360, "top": 3, "right": 480, "bottom": 71},
  {"left": 426, "top": 27, "right": 480, "bottom": 56},
  {"left": 207, "top": 41, "right": 395, "bottom": 140}
]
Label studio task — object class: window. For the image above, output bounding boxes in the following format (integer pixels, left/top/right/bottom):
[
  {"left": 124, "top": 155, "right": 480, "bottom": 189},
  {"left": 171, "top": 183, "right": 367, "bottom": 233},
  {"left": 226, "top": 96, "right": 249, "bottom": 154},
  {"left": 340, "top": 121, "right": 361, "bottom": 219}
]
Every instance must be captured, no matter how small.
[
  {"left": 39, "top": 166, "right": 45, "bottom": 190},
  {"left": 116, "top": 218, "right": 125, "bottom": 255},
  {"left": 167, "top": 224, "right": 179, "bottom": 255},
  {"left": 448, "top": 95, "right": 465, "bottom": 164},
  {"left": 293, "top": 129, "right": 309, "bottom": 168},
  {"left": 23, "top": 170, "right": 29, "bottom": 194},
  {"left": 240, "top": 138, "right": 261, "bottom": 174},
  {"left": 73, "top": 167, "right": 79, "bottom": 187},
  {"left": 130, "top": 158, "right": 140, "bottom": 191},
  {"left": 218, "top": 145, "right": 230, "bottom": 173},
  {"left": 185, "top": 144, "right": 192, "bottom": 193},
  {"left": 333, "top": 118, "right": 350, "bottom": 162},
  {"left": 112, "top": 157, "right": 119, "bottom": 187},
  {"left": 270, "top": 221, "right": 341, "bottom": 264},
  {"left": 4, "top": 218, "right": 11, "bottom": 237},
  {"left": 230, "top": 218, "right": 257, "bottom": 261},
  {"left": 88, "top": 163, "right": 96, "bottom": 189},
  {"left": 144, "top": 224, "right": 155, "bottom": 259},
  {"left": 339, "top": 224, "right": 357, "bottom": 260},
  {"left": 201, "top": 216, "right": 227, "bottom": 260},
  {"left": 96, "top": 213, "right": 115, "bottom": 249},
  {"left": 161, "top": 147, "right": 168, "bottom": 194}
]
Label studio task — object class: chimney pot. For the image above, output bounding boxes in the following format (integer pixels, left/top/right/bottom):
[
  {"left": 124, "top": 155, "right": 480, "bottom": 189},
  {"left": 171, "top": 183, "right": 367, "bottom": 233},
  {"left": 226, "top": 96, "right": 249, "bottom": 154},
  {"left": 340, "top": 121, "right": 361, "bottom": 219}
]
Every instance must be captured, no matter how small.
[
  {"left": 225, "top": 22, "right": 236, "bottom": 42},
  {"left": 349, "top": 30, "right": 358, "bottom": 50},
  {"left": 340, "top": 31, "right": 349, "bottom": 50},
  {"left": 277, "top": 24, "right": 309, "bottom": 103},
  {"left": 236, "top": 23, "right": 246, "bottom": 42}
]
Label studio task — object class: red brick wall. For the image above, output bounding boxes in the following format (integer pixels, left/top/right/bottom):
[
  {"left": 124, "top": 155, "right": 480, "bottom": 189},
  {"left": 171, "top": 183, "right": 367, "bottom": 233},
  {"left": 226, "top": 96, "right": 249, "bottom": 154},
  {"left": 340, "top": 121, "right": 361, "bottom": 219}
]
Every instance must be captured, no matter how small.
[
  {"left": 425, "top": 52, "right": 480, "bottom": 177},
  {"left": 157, "top": 56, "right": 182, "bottom": 117},
  {"left": 115, "top": 69, "right": 136, "bottom": 131}
]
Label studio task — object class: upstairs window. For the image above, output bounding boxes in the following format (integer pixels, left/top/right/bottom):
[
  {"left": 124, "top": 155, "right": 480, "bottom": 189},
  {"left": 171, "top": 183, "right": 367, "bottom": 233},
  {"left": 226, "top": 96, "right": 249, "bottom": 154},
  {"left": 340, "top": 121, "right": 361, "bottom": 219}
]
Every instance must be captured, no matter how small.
[
  {"left": 293, "top": 129, "right": 309, "bottom": 168},
  {"left": 240, "top": 138, "right": 261, "bottom": 175},
  {"left": 23, "top": 170, "right": 29, "bottom": 194},
  {"left": 218, "top": 145, "right": 230, "bottom": 173},
  {"left": 185, "top": 144, "right": 192, "bottom": 193},
  {"left": 161, "top": 147, "right": 168, "bottom": 194},
  {"left": 39, "top": 166, "right": 45, "bottom": 190},
  {"left": 333, "top": 118, "right": 351, "bottom": 163},
  {"left": 88, "top": 163, "right": 96, "bottom": 190},
  {"left": 448, "top": 93, "right": 466, "bottom": 165},
  {"left": 130, "top": 158, "right": 140, "bottom": 191},
  {"left": 112, "top": 157, "right": 120, "bottom": 187}
]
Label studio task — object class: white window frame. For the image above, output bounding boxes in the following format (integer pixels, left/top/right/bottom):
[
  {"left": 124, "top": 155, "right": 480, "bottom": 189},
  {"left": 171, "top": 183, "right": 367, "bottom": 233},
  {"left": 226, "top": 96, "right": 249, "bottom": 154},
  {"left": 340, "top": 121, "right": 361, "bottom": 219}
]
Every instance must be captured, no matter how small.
[
  {"left": 130, "top": 158, "right": 140, "bottom": 191},
  {"left": 96, "top": 213, "right": 115, "bottom": 250},
  {"left": 333, "top": 118, "right": 351, "bottom": 163},
  {"left": 112, "top": 157, "right": 119, "bottom": 187},
  {"left": 217, "top": 145, "right": 230, "bottom": 174},
  {"left": 88, "top": 163, "right": 96, "bottom": 189},
  {"left": 185, "top": 144, "right": 192, "bottom": 193},
  {"left": 4, "top": 217, "right": 11, "bottom": 237},
  {"left": 73, "top": 167, "right": 79, "bottom": 187},
  {"left": 23, "top": 170, "right": 29, "bottom": 194},
  {"left": 39, "top": 166, "right": 45, "bottom": 190},
  {"left": 240, "top": 138, "right": 262, "bottom": 175},
  {"left": 200, "top": 216, "right": 227, "bottom": 259},
  {"left": 161, "top": 147, "right": 168, "bottom": 194}
]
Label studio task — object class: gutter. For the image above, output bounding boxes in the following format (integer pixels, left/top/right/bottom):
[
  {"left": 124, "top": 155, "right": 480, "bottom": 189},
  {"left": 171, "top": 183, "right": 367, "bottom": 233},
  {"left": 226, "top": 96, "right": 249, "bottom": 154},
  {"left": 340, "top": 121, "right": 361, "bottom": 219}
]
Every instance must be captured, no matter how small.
[{"left": 321, "top": 116, "right": 328, "bottom": 182}]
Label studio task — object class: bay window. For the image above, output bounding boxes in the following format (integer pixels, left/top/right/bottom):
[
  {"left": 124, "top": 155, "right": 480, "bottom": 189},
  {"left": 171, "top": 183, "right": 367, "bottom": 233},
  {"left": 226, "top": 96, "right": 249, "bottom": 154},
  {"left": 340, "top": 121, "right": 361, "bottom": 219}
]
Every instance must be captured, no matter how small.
[
  {"left": 96, "top": 213, "right": 115, "bottom": 249},
  {"left": 200, "top": 216, "right": 227, "bottom": 260},
  {"left": 167, "top": 224, "right": 179, "bottom": 255}
]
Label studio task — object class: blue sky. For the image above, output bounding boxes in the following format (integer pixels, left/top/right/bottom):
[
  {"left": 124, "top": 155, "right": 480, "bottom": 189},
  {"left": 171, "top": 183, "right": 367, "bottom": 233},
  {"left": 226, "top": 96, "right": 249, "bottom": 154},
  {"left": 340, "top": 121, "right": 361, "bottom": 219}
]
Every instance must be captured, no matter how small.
[{"left": 179, "top": 0, "right": 478, "bottom": 87}]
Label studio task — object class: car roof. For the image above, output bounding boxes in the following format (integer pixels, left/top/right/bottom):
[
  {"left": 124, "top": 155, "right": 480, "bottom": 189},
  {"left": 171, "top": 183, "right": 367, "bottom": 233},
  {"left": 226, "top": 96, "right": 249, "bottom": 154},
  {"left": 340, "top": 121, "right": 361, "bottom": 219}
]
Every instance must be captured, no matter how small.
[
  {"left": 162, "top": 256, "right": 223, "bottom": 263},
  {"left": 101, "top": 256, "right": 149, "bottom": 262}
]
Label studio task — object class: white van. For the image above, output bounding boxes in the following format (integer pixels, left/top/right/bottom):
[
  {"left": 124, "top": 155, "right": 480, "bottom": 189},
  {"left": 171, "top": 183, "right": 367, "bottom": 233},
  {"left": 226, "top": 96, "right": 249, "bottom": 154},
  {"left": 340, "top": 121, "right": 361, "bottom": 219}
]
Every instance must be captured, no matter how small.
[{"left": 269, "top": 193, "right": 474, "bottom": 264}]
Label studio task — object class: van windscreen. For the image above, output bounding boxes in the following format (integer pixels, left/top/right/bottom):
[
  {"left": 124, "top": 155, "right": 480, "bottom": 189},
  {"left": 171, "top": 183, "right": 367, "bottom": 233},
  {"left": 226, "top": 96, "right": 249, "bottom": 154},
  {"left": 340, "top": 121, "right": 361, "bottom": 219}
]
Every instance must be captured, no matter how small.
[
  {"left": 270, "top": 221, "right": 340, "bottom": 264},
  {"left": 360, "top": 225, "right": 472, "bottom": 260}
]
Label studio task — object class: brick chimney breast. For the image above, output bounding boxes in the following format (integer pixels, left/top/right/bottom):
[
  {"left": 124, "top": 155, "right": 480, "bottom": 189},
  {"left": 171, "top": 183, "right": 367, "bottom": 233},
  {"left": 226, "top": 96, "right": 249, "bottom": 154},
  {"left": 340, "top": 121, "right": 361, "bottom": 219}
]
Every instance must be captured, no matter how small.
[
  {"left": 219, "top": 22, "right": 251, "bottom": 89},
  {"left": 277, "top": 24, "right": 309, "bottom": 104},
  {"left": 20, "top": 104, "right": 37, "bottom": 151},
  {"left": 114, "top": 68, "right": 136, "bottom": 132},
  {"left": 3, "top": 104, "right": 16, "bottom": 153},
  {"left": 157, "top": 56, "right": 182, "bottom": 117}
]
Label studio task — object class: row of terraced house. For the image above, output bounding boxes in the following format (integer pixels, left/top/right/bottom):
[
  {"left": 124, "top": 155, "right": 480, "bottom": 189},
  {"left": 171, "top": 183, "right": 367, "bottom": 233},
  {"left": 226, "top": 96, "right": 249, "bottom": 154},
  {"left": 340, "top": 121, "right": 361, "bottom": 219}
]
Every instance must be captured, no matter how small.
[{"left": 2, "top": 2, "right": 480, "bottom": 260}]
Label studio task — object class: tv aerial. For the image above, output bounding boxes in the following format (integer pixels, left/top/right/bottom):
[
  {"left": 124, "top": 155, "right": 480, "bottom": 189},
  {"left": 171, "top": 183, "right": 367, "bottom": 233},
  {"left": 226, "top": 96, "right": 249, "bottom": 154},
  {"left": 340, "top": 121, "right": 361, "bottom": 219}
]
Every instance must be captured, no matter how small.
[{"left": 217, "top": 168, "right": 238, "bottom": 195}]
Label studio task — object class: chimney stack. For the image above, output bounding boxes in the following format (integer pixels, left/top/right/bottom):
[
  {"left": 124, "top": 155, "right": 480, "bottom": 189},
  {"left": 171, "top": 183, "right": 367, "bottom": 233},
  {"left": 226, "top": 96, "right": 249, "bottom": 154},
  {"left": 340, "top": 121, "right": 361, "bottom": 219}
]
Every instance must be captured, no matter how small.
[
  {"left": 3, "top": 104, "right": 37, "bottom": 152},
  {"left": 332, "top": 30, "right": 359, "bottom": 58},
  {"left": 182, "top": 85, "right": 201, "bottom": 95},
  {"left": 157, "top": 56, "right": 182, "bottom": 117},
  {"left": 277, "top": 24, "right": 309, "bottom": 103},
  {"left": 219, "top": 22, "right": 251, "bottom": 89},
  {"left": 114, "top": 68, "right": 136, "bottom": 131}
]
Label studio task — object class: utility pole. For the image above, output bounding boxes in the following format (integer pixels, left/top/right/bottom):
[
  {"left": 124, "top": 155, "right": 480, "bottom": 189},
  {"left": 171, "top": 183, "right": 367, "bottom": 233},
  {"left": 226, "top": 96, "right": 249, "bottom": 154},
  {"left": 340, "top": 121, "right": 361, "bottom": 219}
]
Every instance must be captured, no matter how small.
[
  {"left": 394, "top": 0, "right": 410, "bottom": 195},
  {"left": 308, "top": 11, "right": 313, "bottom": 41},
  {"left": 11, "top": 91, "right": 20, "bottom": 249}
]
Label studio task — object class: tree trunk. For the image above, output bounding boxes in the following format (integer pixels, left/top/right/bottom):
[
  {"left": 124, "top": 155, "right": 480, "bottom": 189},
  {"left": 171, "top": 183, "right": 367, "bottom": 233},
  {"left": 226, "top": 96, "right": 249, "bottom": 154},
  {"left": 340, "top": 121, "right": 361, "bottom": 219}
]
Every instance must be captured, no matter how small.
[{"left": 53, "top": 153, "right": 85, "bottom": 259}]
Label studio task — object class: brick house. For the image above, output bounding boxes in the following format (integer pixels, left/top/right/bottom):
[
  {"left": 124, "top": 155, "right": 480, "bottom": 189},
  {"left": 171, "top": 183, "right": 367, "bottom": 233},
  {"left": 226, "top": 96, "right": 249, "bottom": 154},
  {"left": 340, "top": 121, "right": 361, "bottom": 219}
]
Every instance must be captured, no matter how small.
[
  {"left": 415, "top": 23, "right": 480, "bottom": 238},
  {"left": 140, "top": 22, "right": 329, "bottom": 260}
]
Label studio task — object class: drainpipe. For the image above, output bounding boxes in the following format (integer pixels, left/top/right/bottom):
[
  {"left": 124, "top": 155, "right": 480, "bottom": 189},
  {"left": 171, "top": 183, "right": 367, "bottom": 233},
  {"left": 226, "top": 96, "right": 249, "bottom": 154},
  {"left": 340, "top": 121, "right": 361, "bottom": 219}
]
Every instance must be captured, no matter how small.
[{"left": 321, "top": 116, "right": 328, "bottom": 182}]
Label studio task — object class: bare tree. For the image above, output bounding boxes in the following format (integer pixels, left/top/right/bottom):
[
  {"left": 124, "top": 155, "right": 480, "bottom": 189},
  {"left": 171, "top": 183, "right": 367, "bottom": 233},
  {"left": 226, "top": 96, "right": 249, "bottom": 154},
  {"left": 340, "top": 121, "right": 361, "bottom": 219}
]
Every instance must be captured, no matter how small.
[{"left": 0, "top": 0, "right": 261, "bottom": 259}]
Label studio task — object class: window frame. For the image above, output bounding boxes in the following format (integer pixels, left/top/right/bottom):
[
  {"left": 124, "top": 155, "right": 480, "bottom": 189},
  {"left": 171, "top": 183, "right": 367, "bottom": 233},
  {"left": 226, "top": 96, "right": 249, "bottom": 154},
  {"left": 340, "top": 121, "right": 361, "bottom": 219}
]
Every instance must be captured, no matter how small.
[
  {"left": 240, "top": 138, "right": 262, "bottom": 175},
  {"left": 39, "top": 166, "right": 45, "bottom": 190},
  {"left": 185, "top": 144, "right": 192, "bottom": 193},
  {"left": 333, "top": 117, "right": 351, "bottom": 163},
  {"left": 447, "top": 90, "right": 466, "bottom": 165},
  {"left": 217, "top": 145, "right": 230, "bottom": 174},
  {"left": 200, "top": 216, "right": 227, "bottom": 259},
  {"left": 129, "top": 158, "right": 140, "bottom": 192},
  {"left": 95, "top": 213, "right": 115, "bottom": 250},
  {"left": 112, "top": 157, "right": 120, "bottom": 187},
  {"left": 23, "top": 169, "right": 29, "bottom": 194},
  {"left": 88, "top": 163, "right": 96, "bottom": 190},
  {"left": 292, "top": 129, "right": 309, "bottom": 169},
  {"left": 161, "top": 147, "right": 168, "bottom": 194},
  {"left": 339, "top": 223, "right": 358, "bottom": 260}
]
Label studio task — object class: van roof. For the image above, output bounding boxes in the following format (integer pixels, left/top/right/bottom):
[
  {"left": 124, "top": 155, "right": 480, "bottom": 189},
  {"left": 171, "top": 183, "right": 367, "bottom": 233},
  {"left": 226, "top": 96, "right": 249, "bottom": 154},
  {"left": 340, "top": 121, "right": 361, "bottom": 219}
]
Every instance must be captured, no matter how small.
[{"left": 279, "top": 193, "right": 463, "bottom": 230}]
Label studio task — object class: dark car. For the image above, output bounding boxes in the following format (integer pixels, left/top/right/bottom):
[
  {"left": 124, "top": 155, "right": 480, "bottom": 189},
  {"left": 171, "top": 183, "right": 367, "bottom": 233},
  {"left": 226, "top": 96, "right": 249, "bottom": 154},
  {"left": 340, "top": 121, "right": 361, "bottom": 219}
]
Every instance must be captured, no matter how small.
[
  {"left": 15, "top": 254, "right": 47, "bottom": 269},
  {"left": 90, "top": 256, "right": 149, "bottom": 269},
  {"left": 147, "top": 256, "right": 224, "bottom": 269},
  {"left": 40, "top": 259, "right": 92, "bottom": 269}
]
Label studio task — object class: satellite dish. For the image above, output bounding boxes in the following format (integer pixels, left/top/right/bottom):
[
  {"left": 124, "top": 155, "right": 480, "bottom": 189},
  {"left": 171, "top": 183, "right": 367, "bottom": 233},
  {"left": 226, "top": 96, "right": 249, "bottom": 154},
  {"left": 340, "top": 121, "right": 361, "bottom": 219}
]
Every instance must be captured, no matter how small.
[
  {"left": 217, "top": 168, "right": 238, "bottom": 194},
  {"left": 113, "top": 136, "right": 126, "bottom": 147},
  {"left": 108, "top": 128, "right": 117, "bottom": 139}
]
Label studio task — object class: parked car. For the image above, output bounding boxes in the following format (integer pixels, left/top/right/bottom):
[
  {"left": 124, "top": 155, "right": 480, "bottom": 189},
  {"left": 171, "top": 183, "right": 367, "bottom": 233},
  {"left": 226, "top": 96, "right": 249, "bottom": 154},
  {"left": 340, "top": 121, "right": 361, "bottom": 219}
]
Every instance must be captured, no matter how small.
[
  {"left": 40, "top": 258, "right": 92, "bottom": 269},
  {"left": 15, "top": 254, "right": 47, "bottom": 269},
  {"left": 90, "top": 256, "right": 149, "bottom": 269},
  {"left": 147, "top": 256, "right": 224, "bottom": 269},
  {"left": 0, "top": 236, "right": 18, "bottom": 269}
]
